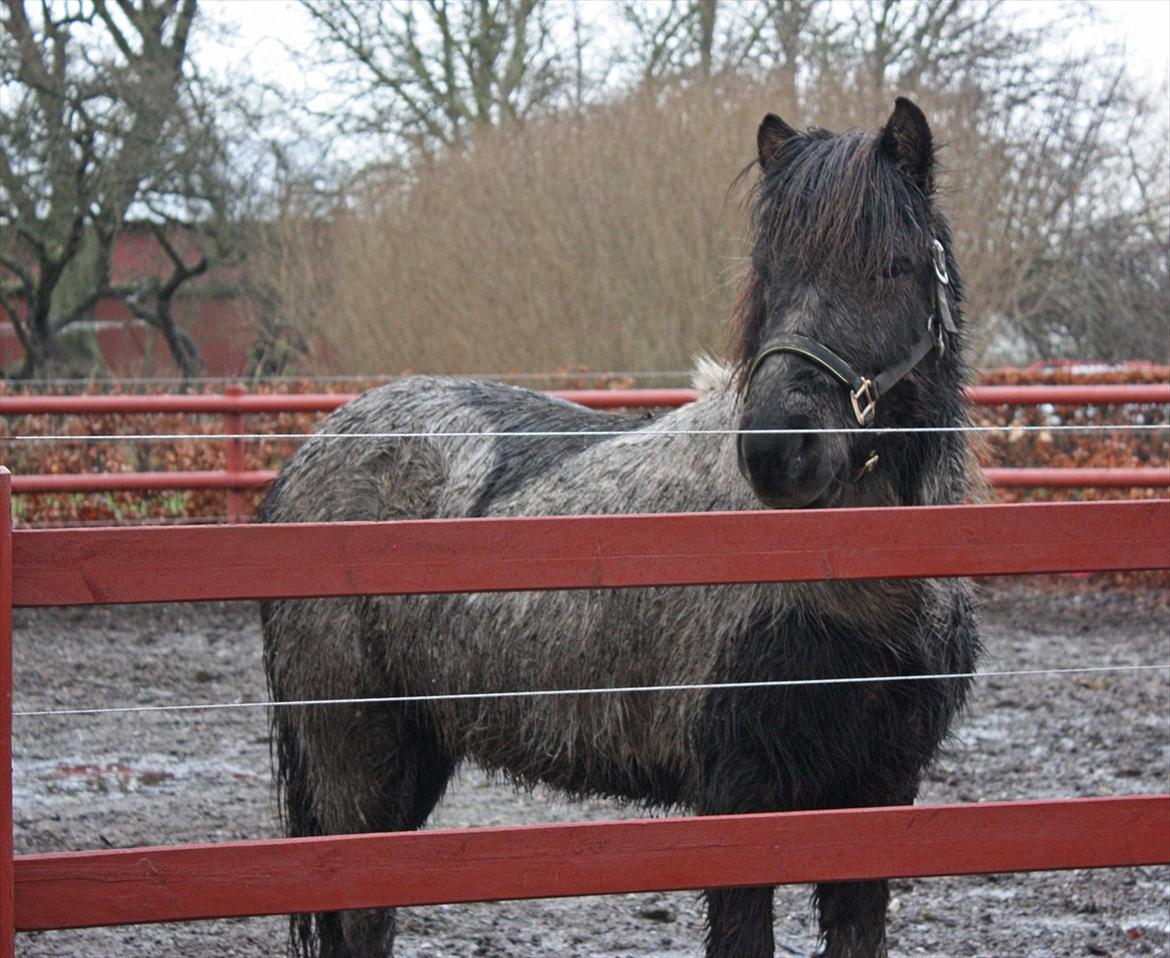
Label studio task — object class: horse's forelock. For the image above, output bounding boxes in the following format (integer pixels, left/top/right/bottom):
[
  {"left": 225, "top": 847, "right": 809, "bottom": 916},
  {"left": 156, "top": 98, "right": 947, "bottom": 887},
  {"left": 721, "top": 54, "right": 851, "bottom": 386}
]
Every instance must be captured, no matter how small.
[{"left": 764, "top": 129, "right": 935, "bottom": 279}]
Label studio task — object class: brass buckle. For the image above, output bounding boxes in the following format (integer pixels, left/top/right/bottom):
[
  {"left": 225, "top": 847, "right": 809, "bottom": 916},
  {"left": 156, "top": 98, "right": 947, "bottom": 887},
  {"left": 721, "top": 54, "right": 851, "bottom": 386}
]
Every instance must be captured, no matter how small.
[{"left": 851, "top": 379, "right": 876, "bottom": 425}]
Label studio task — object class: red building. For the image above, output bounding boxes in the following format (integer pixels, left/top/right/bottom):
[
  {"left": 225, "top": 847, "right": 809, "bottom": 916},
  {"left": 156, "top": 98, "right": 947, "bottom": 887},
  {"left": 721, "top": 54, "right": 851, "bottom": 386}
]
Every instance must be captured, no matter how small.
[{"left": 1, "top": 225, "right": 254, "bottom": 378}]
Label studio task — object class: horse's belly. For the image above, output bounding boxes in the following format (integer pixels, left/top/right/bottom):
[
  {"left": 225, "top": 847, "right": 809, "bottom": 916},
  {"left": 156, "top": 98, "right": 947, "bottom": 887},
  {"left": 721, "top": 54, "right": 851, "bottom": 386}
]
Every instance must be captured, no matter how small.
[{"left": 456, "top": 691, "right": 696, "bottom": 807}]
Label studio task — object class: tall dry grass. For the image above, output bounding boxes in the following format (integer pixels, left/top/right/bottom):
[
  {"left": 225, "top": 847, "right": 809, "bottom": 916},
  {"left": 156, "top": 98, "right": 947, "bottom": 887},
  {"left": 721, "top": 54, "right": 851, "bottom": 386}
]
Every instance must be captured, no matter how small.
[
  {"left": 263, "top": 77, "right": 1165, "bottom": 376},
  {"left": 300, "top": 86, "right": 777, "bottom": 375}
]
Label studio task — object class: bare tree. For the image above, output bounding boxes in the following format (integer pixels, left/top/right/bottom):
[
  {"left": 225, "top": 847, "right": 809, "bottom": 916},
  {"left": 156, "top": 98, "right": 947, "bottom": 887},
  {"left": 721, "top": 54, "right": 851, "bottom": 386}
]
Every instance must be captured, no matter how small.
[
  {"left": 301, "top": 0, "right": 565, "bottom": 154},
  {"left": 1003, "top": 74, "right": 1170, "bottom": 363},
  {"left": 1015, "top": 209, "right": 1169, "bottom": 362},
  {"left": 844, "top": 0, "right": 1032, "bottom": 94},
  {"left": 0, "top": 0, "right": 226, "bottom": 378},
  {"left": 758, "top": 0, "right": 838, "bottom": 107},
  {"left": 619, "top": 0, "right": 771, "bottom": 87},
  {"left": 127, "top": 66, "right": 277, "bottom": 382}
]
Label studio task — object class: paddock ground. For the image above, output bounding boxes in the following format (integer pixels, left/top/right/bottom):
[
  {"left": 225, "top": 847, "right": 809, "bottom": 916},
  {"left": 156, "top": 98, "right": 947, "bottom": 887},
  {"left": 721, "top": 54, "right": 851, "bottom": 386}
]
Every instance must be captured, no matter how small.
[{"left": 11, "top": 581, "right": 1170, "bottom": 957}]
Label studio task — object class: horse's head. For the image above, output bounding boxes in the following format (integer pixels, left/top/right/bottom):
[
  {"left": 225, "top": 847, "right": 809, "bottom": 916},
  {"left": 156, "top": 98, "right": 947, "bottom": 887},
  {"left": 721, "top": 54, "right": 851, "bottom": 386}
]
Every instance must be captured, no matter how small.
[{"left": 733, "top": 98, "right": 968, "bottom": 510}]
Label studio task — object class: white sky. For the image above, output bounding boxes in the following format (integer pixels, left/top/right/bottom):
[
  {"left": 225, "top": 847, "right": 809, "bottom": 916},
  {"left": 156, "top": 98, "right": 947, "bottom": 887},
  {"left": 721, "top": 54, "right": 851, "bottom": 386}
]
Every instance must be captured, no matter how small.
[
  {"left": 202, "top": 0, "right": 1170, "bottom": 80},
  {"left": 198, "top": 0, "right": 1170, "bottom": 141},
  {"left": 1087, "top": 0, "right": 1170, "bottom": 81}
]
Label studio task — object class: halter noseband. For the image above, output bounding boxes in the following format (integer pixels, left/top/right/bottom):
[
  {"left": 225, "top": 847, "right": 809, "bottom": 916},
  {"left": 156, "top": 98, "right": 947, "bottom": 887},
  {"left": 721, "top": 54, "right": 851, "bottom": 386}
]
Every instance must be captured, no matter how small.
[{"left": 742, "top": 239, "right": 958, "bottom": 427}]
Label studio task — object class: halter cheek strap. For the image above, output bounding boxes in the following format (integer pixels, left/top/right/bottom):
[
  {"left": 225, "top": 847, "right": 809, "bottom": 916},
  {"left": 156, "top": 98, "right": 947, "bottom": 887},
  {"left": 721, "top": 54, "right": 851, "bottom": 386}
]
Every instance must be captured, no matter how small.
[{"left": 742, "top": 238, "right": 957, "bottom": 427}]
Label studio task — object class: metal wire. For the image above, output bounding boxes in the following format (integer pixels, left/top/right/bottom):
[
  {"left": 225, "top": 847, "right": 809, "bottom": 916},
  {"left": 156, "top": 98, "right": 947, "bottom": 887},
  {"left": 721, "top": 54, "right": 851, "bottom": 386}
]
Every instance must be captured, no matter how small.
[
  {"left": 13, "top": 663, "right": 1169, "bottom": 719},
  {"left": 3, "top": 423, "right": 1169, "bottom": 444},
  {"left": 5, "top": 370, "right": 695, "bottom": 387}
]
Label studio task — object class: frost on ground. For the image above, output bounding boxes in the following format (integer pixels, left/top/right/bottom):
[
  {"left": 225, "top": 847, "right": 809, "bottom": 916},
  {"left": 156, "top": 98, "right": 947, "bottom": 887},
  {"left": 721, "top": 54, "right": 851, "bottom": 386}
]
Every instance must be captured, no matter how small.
[{"left": 11, "top": 581, "right": 1170, "bottom": 958}]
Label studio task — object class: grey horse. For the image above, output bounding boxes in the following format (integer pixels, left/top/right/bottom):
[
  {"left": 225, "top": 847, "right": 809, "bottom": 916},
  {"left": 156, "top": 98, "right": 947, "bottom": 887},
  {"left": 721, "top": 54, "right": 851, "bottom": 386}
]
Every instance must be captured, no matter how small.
[{"left": 261, "top": 97, "right": 981, "bottom": 958}]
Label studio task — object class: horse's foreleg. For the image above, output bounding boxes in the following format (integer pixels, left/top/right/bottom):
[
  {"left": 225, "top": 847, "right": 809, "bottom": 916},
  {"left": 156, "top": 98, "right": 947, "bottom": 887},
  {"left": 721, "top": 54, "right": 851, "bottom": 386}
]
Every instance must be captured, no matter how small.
[
  {"left": 703, "top": 884, "right": 776, "bottom": 957},
  {"left": 814, "top": 879, "right": 890, "bottom": 958},
  {"left": 696, "top": 767, "right": 777, "bottom": 957}
]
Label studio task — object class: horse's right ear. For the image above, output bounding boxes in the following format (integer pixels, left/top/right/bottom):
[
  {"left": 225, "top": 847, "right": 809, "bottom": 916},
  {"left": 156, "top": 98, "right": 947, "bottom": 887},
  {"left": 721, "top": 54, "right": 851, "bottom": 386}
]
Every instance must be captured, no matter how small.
[{"left": 758, "top": 114, "right": 797, "bottom": 169}]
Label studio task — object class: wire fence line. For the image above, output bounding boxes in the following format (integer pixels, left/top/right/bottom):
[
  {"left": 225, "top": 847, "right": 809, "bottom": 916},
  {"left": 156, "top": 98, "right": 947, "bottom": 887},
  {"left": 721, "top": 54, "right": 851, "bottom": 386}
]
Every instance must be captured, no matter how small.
[
  {"left": 13, "top": 664, "right": 1169, "bottom": 720},
  {"left": 3, "top": 370, "right": 697, "bottom": 388},
  {"left": 3, "top": 423, "right": 1169, "bottom": 444}
]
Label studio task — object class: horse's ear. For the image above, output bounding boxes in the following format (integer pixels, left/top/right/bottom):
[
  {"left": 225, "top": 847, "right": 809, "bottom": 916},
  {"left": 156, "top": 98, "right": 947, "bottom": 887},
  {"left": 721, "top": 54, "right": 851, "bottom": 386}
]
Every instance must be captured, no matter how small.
[
  {"left": 758, "top": 114, "right": 797, "bottom": 169},
  {"left": 880, "top": 97, "right": 934, "bottom": 194}
]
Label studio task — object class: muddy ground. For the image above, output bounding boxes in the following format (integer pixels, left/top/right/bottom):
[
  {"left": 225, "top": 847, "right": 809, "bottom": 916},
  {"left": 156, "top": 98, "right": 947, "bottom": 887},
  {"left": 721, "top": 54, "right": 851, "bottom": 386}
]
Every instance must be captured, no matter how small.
[{"left": 11, "top": 580, "right": 1170, "bottom": 958}]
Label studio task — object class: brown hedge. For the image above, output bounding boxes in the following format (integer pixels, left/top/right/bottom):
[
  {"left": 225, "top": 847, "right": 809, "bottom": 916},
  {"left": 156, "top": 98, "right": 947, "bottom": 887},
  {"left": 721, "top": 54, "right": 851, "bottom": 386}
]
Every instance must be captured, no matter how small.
[{"left": 2, "top": 366, "right": 1166, "bottom": 528}]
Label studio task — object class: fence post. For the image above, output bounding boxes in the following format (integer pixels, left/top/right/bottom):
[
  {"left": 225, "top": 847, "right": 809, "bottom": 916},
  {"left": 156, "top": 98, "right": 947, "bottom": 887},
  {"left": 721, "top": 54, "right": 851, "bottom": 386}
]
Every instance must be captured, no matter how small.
[
  {"left": 224, "top": 384, "right": 246, "bottom": 523},
  {"left": 1, "top": 468, "right": 15, "bottom": 958}
]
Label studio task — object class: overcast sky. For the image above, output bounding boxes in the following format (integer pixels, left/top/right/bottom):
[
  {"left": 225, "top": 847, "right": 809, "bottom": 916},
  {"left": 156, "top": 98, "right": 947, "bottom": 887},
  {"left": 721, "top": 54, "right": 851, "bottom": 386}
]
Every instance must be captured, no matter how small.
[
  {"left": 201, "top": 0, "right": 1170, "bottom": 90},
  {"left": 195, "top": 0, "right": 1170, "bottom": 172}
]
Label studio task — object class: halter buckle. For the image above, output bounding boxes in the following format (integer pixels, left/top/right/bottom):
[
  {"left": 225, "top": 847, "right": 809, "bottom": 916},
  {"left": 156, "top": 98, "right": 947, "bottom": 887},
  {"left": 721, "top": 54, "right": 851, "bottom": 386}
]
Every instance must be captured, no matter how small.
[{"left": 850, "top": 379, "right": 877, "bottom": 425}]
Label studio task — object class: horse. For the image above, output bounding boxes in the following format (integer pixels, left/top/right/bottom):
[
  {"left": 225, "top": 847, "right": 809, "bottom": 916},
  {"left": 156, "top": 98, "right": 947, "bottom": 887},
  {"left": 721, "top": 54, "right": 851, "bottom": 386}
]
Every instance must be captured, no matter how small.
[{"left": 260, "top": 97, "right": 981, "bottom": 958}]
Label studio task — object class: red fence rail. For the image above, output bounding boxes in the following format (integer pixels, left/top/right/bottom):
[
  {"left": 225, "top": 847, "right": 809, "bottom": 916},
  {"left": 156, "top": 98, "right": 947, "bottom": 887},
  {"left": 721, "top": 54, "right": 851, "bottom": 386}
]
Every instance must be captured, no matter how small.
[
  {"left": 2, "top": 466, "right": 1169, "bottom": 955},
  {"left": 1, "top": 473, "right": 12, "bottom": 957},
  {"left": 3, "top": 383, "right": 1169, "bottom": 523},
  {"left": 4, "top": 382, "right": 1170, "bottom": 415},
  {"left": 13, "top": 500, "right": 1170, "bottom": 607},
  {"left": 16, "top": 797, "right": 1169, "bottom": 932},
  {"left": 10, "top": 465, "right": 1169, "bottom": 496}
]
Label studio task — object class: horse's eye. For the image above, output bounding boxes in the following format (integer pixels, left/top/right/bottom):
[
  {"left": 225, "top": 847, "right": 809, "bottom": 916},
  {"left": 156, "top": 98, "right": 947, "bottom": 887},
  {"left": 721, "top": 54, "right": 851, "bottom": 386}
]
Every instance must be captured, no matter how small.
[{"left": 883, "top": 259, "right": 912, "bottom": 280}]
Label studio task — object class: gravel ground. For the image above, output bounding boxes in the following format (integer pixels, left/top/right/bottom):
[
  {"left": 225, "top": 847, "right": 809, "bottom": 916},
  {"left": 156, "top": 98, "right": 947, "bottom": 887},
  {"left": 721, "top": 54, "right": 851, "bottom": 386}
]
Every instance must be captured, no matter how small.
[{"left": 11, "top": 580, "right": 1170, "bottom": 958}]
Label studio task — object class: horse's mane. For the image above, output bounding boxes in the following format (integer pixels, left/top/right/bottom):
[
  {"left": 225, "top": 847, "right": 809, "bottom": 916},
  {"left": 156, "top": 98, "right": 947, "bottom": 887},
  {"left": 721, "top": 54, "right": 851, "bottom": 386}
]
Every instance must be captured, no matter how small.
[{"left": 729, "top": 127, "right": 935, "bottom": 377}]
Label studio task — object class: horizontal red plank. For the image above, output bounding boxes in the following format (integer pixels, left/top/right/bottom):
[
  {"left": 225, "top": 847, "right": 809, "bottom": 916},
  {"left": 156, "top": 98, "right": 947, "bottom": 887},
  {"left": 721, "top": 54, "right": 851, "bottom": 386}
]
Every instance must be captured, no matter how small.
[
  {"left": 983, "top": 467, "right": 1170, "bottom": 488},
  {"left": 0, "top": 388, "right": 690, "bottom": 417},
  {"left": 13, "top": 796, "right": 1169, "bottom": 931},
  {"left": 967, "top": 383, "right": 1170, "bottom": 405},
  {"left": 12, "top": 500, "right": 1170, "bottom": 607},
  {"left": 0, "top": 393, "right": 347, "bottom": 415},
  {"left": 11, "top": 470, "right": 276, "bottom": 493},
  {"left": 3, "top": 383, "right": 1167, "bottom": 417},
  {"left": 0, "top": 390, "right": 696, "bottom": 415},
  {"left": 11, "top": 466, "right": 1170, "bottom": 496}
]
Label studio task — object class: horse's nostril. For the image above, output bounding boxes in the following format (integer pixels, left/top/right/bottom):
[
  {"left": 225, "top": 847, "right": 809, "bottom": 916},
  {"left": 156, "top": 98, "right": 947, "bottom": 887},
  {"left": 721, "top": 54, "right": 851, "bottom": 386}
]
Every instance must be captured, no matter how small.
[{"left": 738, "top": 421, "right": 835, "bottom": 510}]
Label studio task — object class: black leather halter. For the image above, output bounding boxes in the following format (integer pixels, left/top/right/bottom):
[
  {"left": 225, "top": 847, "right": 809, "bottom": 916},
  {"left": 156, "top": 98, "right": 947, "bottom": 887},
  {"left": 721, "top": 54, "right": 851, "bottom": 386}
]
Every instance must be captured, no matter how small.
[{"left": 742, "top": 239, "right": 958, "bottom": 426}]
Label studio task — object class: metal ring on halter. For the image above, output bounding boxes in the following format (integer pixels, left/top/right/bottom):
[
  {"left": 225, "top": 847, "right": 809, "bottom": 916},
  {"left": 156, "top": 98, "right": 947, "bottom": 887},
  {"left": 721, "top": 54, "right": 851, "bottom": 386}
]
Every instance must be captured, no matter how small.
[
  {"left": 932, "top": 239, "right": 949, "bottom": 285},
  {"left": 929, "top": 311, "right": 946, "bottom": 356}
]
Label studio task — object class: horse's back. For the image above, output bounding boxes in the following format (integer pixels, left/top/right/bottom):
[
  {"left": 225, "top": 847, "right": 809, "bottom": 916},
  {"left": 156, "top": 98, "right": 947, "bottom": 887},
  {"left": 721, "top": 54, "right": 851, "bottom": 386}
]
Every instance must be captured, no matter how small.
[{"left": 259, "top": 375, "right": 644, "bottom": 525}]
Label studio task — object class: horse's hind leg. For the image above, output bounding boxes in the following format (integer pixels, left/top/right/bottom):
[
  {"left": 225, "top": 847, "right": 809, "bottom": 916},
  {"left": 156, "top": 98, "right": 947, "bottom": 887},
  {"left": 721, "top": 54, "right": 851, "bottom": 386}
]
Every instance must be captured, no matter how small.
[{"left": 284, "top": 703, "right": 455, "bottom": 957}]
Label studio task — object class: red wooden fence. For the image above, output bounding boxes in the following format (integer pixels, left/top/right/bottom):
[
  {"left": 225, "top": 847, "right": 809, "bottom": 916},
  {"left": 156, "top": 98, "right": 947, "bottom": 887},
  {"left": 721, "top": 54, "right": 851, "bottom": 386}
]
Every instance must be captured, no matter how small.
[
  {"left": 16, "top": 798, "right": 1169, "bottom": 932},
  {"left": 2, "top": 467, "right": 1169, "bottom": 956},
  {"left": 4, "top": 383, "right": 1169, "bottom": 523},
  {"left": 12, "top": 500, "right": 1170, "bottom": 607},
  {"left": 5, "top": 382, "right": 1169, "bottom": 415},
  {"left": 1, "top": 473, "right": 12, "bottom": 957}
]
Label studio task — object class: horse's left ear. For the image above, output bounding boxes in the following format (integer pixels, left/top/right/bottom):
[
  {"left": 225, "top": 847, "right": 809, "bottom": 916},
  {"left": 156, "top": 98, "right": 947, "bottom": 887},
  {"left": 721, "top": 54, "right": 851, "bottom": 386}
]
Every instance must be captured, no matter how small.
[
  {"left": 758, "top": 114, "right": 797, "bottom": 169},
  {"left": 880, "top": 97, "right": 934, "bottom": 194}
]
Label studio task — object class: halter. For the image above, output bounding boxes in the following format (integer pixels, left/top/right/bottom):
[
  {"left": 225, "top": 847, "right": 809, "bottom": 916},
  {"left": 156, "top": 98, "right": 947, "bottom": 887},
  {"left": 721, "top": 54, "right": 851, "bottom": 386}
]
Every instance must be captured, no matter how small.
[{"left": 742, "top": 239, "right": 958, "bottom": 427}]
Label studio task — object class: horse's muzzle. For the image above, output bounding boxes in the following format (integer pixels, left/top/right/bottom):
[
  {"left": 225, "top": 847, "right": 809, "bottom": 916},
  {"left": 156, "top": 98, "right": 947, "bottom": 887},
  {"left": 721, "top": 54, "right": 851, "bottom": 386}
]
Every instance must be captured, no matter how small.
[{"left": 737, "top": 412, "right": 845, "bottom": 509}]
